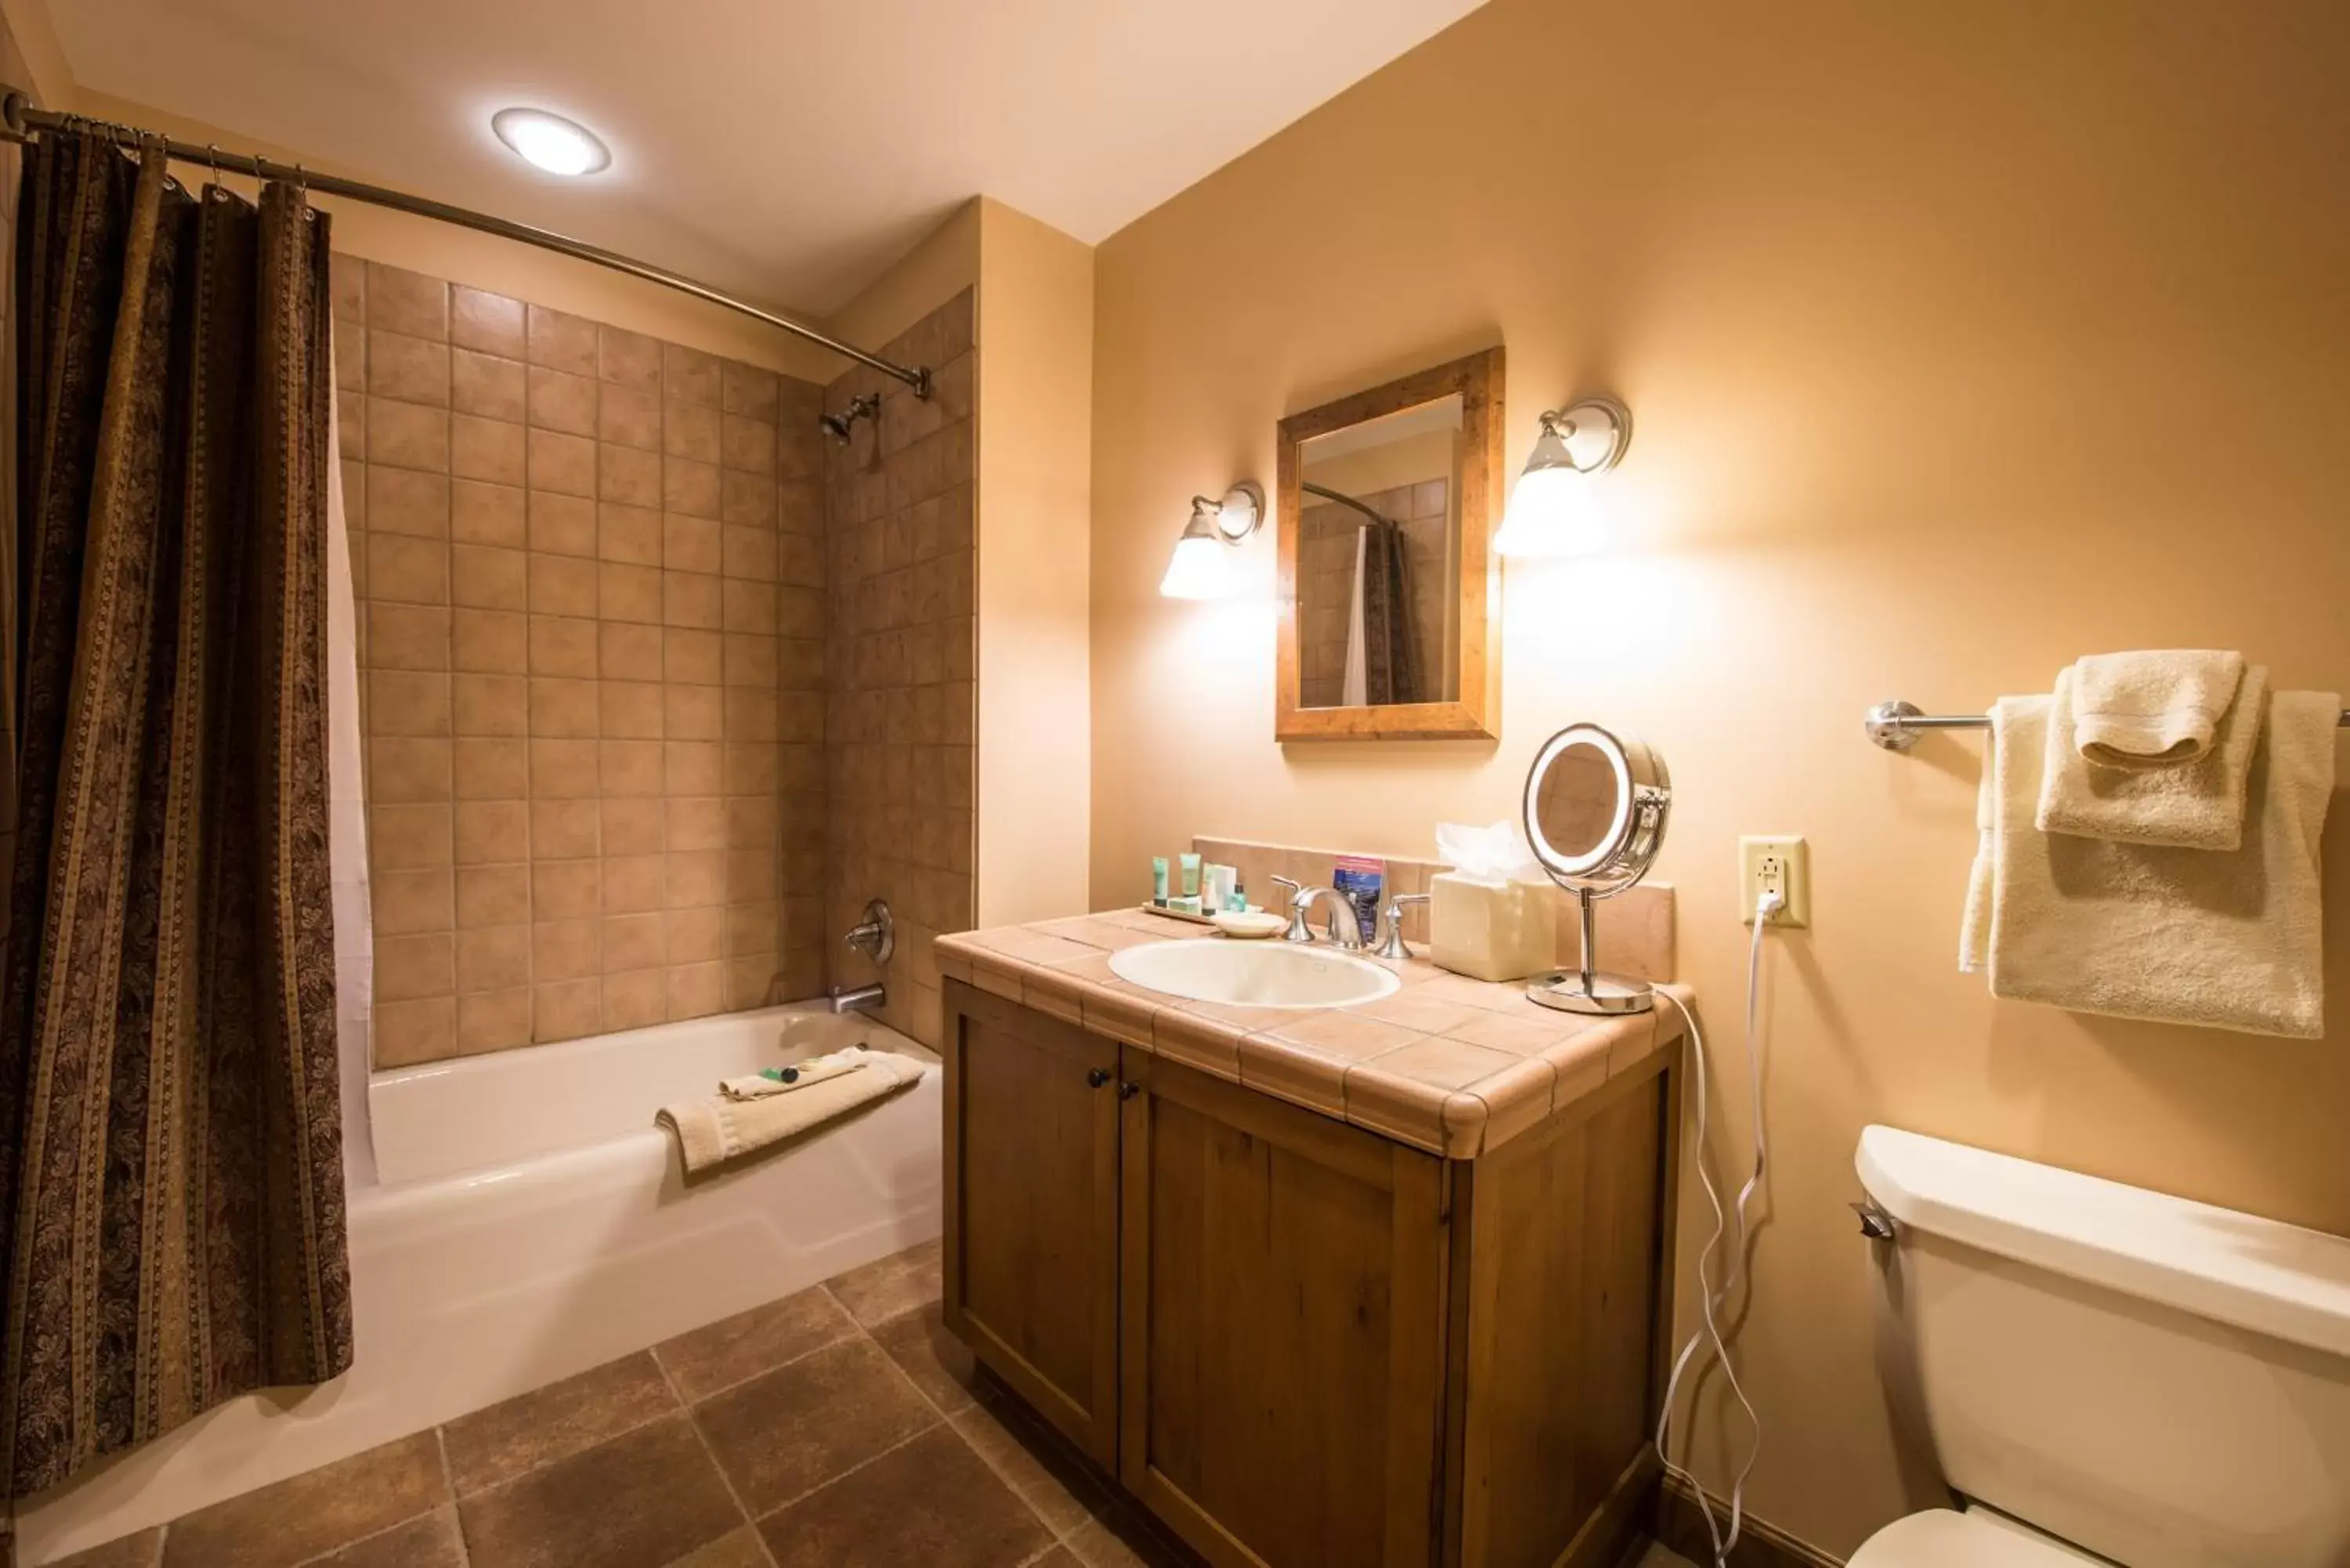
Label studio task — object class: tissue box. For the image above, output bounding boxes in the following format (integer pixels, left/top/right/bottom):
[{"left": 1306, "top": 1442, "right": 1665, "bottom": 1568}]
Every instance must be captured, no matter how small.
[{"left": 1430, "top": 873, "right": 1556, "bottom": 983}]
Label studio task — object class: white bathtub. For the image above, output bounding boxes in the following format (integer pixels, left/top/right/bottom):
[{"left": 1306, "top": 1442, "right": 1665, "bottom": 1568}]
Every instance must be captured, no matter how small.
[{"left": 20, "top": 1004, "right": 942, "bottom": 1564}]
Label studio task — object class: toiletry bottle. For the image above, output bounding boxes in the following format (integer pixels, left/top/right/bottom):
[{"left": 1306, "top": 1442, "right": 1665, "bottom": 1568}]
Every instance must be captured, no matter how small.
[{"left": 1152, "top": 856, "right": 1170, "bottom": 908}]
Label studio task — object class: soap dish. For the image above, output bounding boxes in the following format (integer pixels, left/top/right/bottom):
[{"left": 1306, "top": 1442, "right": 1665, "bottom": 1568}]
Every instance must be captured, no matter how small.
[{"left": 1211, "top": 910, "right": 1287, "bottom": 941}]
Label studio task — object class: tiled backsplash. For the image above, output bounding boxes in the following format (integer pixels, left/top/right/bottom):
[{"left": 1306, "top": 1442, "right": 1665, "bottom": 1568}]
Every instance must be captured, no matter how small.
[
  {"left": 1192, "top": 836, "right": 1676, "bottom": 982},
  {"left": 822, "top": 290, "right": 978, "bottom": 1050},
  {"left": 340, "top": 257, "right": 829, "bottom": 1066}
]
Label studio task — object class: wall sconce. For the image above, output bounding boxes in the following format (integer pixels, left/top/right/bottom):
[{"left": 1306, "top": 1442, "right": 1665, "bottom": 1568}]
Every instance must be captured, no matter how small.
[
  {"left": 1493, "top": 396, "right": 1632, "bottom": 558},
  {"left": 1159, "top": 482, "right": 1265, "bottom": 599}
]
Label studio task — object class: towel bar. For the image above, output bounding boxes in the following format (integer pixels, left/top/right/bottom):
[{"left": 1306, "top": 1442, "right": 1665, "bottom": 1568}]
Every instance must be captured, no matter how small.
[{"left": 1865, "top": 699, "right": 2350, "bottom": 753}]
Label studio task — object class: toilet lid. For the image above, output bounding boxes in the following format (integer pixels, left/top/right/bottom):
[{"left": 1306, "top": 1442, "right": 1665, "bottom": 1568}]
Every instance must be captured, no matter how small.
[{"left": 1850, "top": 1511, "right": 2108, "bottom": 1568}]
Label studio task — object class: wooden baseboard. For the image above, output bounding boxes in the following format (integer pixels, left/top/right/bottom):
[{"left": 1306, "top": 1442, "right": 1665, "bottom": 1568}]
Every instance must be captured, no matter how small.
[{"left": 1647, "top": 1474, "right": 1844, "bottom": 1568}]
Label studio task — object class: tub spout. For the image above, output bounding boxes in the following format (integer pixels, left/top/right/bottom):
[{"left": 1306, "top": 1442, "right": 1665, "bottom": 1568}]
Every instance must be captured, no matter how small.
[{"left": 828, "top": 983, "right": 886, "bottom": 1016}]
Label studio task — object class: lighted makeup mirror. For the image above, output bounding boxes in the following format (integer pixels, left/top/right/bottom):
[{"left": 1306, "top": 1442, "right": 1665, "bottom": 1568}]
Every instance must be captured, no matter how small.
[{"left": 1522, "top": 723, "right": 1671, "bottom": 1015}]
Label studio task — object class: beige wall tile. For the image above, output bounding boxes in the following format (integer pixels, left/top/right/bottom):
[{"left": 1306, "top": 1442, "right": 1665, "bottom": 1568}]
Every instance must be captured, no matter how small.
[
  {"left": 721, "top": 361, "right": 779, "bottom": 421},
  {"left": 451, "top": 544, "right": 527, "bottom": 611},
  {"left": 532, "top": 738, "right": 601, "bottom": 799},
  {"left": 664, "top": 740, "right": 722, "bottom": 796},
  {"left": 457, "top": 864, "right": 532, "bottom": 930},
  {"left": 526, "top": 304, "right": 599, "bottom": 375},
  {"left": 721, "top": 526, "right": 777, "bottom": 583},
  {"left": 599, "top": 326, "right": 662, "bottom": 391},
  {"left": 721, "top": 414, "right": 776, "bottom": 477},
  {"left": 368, "top": 464, "right": 450, "bottom": 541},
  {"left": 667, "top": 962, "right": 725, "bottom": 1021},
  {"left": 664, "top": 630, "right": 724, "bottom": 685},
  {"left": 533, "top": 920, "right": 601, "bottom": 985},
  {"left": 452, "top": 479, "right": 526, "bottom": 547},
  {"left": 663, "top": 457, "right": 721, "bottom": 518},
  {"left": 372, "top": 804, "right": 454, "bottom": 870},
  {"left": 454, "top": 801, "right": 528, "bottom": 865},
  {"left": 532, "top": 859, "right": 602, "bottom": 921},
  {"left": 368, "top": 670, "right": 452, "bottom": 737},
  {"left": 600, "top": 622, "right": 664, "bottom": 677},
  {"left": 599, "top": 444, "right": 663, "bottom": 508},
  {"left": 457, "top": 926, "right": 531, "bottom": 994},
  {"left": 529, "top": 491, "right": 598, "bottom": 558},
  {"left": 529, "top": 554, "right": 598, "bottom": 617},
  {"left": 451, "top": 286, "right": 524, "bottom": 358},
  {"left": 602, "top": 799, "right": 665, "bottom": 856},
  {"left": 452, "top": 414, "right": 526, "bottom": 486},
  {"left": 663, "top": 571, "right": 722, "bottom": 629},
  {"left": 602, "top": 681, "right": 663, "bottom": 739},
  {"left": 528, "top": 616, "right": 600, "bottom": 677},
  {"left": 601, "top": 739, "right": 665, "bottom": 797},
  {"left": 664, "top": 906, "right": 725, "bottom": 965},
  {"left": 452, "top": 609, "right": 527, "bottom": 674},
  {"left": 598, "top": 503, "right": 662, "bottom": 566},
  {"left": 721, "top": 469, "right": 777, "bottom": 529},
  {"left": 602, "top": 912, "right": 664, "bottom": 972},
  {"left": 528, "top": 366, "right": 598, "bottom": 436},
  {"left": 602, "top": 969, "right": 666, "bottom": 1031},
  {"left": 665, "top": 343, "right": 722, "bottom": 407},
  {"left": 599, "top": 384, "right": 660, "bottom": 450},
  {"left": 367, "top": 263, "right": 446, "bottom": 340},
  {"left": 665, "top": 796, "right": 728, "bottom": 853},
  {"left": 530, "top": 677, "right": 599, "bottom": 738},
  {"left": 602, "top": 854, "right": 665, "bottom": 915},
  {"left": 376, "top": 997, "right": 456, "bottom": 1067},
  {"left": 452, "top": 349, "right": 526, "bottom": 421},
  {"left": 378, "top": 933, "right": 454, "bottom": 1003},
  {"left": 454, "top": 737, "right": 528, "bottom": 799},
  {"left": 666, "top": 685, "right": 723, "bottom": 741},
  {"left": 530, "top": 799, "right": 601, "bottom": 861},
  {"left": 369, "top": 330, "right": 449, "bottom": 406},
  {"left": 370, "top": 398, "right": 451, "bottom": 472},
  {"left": 458, "top": 988, "right": 533, "bottom": 1055},
  {"left": 664, "top": 515, "right": 722, "bottom": 576},
  {"left": 533, "top": 978, "right": 600, "bottom": 1043},
  {"left": 373, "top": 867, "right": 454, "bottom": 936},
  {"left": 367, "top": 533, "right": 449, "bottom": 605},
  {"left": 600, "top": 562, "right": 663, "bottom": 625},
  {"left": 664, "top": 851, "right": 726, "bottom": 909},
  {"left": 528, "top": 428, "right": 597, "bottom": 497},
  {"left": 371, "top": 737, "right": 452, "bottom": 803}
]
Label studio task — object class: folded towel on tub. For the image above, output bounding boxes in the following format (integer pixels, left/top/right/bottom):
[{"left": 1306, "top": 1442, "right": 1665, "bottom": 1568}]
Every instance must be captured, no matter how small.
[
  {"left": 2067, "top": 649, "right": 2246, "bottom": 768},
  {"left": 660, "top": 1048, "right": 925, "bottom": 1173},
  {"left": 2037, "top": 663, "right": 2269, "bottom": 851},
  {"left": 1965, "top": 689, "right": 2337, "bottom": 1038},
  {"left": 718, "top": 1046, "right": 871, "bottom": 1100}
]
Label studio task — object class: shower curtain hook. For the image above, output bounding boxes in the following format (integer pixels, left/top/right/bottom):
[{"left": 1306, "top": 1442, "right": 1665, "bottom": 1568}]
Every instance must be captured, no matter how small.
[{"left": 205, "top": 143, "right": 223, "bottom": 197}]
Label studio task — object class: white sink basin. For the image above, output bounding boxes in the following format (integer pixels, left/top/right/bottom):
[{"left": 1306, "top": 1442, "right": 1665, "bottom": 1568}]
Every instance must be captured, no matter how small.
[{"left": 1108, "top": 938, "right": 1400, "bottom": 1010}]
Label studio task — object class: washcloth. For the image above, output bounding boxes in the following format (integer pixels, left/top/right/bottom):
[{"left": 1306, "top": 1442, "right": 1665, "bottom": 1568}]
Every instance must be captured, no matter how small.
[
  {"left": 718, "top": 1046, "right": 870, "bottom": 1100},
  {"left": 660, "top": 1050, "right": 925, "bottom": 1173},
  {"left": 1965, "top": 690, "right": 2336, "bottom": 1038},
  {"left": 2069, "top": 649, "right": 2245, "bottom": 768},
  {"left": 2037, "top": 664, "right": 2269, "bottom": 851}
]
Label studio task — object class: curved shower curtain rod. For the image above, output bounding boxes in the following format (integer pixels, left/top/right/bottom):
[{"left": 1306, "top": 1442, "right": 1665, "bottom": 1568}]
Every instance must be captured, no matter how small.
[
  {"left": 0, "top": 88, "right": 934, "bottom": 399},
  {"left": 1301, "top": 480, "right": 1401, "bottom": 530}
]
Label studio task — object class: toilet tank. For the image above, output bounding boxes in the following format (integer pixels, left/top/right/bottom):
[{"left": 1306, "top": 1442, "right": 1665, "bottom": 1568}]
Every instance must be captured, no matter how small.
[{"left": 1856, "top": 1126, "right": 2350, "bottom": 1568}]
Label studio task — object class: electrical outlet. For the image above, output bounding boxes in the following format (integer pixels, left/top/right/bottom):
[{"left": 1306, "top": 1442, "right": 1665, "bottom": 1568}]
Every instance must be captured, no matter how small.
[{"left": 1739, "top": 836, "right": 1810, "bottom": 927}]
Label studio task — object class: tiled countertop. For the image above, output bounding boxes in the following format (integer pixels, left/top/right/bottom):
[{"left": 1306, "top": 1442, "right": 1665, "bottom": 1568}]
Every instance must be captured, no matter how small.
[{"left": 934, "top": 909, "right": 1688, "bottom": 1161}]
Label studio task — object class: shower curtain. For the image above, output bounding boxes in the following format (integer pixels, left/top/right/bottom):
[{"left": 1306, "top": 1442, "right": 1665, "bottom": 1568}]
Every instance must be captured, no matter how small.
[
  {"left": 0, "top": 131, "right": 351, "bottom": 1508},
  {"left": 1348, "top": 520, "right": 1420, "bottom": 707}
]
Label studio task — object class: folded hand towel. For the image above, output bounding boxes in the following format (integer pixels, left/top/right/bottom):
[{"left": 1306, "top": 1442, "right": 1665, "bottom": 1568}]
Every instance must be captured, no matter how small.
[
  {"left": 718, "top": 1046, "right": 870, "bottom": 1100},
  {"left": 2069, "top": 649, "right": 2245, "bottom": 768},
  {"left": 1972, "top": 690, "right": 2336, "bottom": 1039},
  {"left": 2037, "top": 664, "right": 2269, "bottom": 851},
  {"left": 660, "top": 1050, "right": 925, "bottom": 1174}
]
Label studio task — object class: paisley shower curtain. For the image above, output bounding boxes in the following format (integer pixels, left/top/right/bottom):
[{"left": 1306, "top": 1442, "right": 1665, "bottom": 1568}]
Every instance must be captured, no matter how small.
[{"left": 0, "top": 129, "right": 350, "bottom": 1509}]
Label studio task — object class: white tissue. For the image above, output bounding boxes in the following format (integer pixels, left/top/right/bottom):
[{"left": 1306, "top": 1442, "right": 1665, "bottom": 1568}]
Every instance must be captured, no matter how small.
[{"left": 1435, "top": 820, "right": 1545, "bottom": 883}]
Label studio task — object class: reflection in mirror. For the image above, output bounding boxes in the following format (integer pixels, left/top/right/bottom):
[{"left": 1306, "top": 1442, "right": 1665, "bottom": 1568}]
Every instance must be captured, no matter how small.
[
  {"left": 1531, "top": 739, "right": 1622, "bottom": 865},
  {"left": 1295, "top": 396, "right": 1464, "bottom": 710}
]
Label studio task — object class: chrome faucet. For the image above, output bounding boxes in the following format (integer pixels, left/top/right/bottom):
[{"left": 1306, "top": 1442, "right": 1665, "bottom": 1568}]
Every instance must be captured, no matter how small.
[
  {"left": 1374, "top": 894, "right": 1430, "bottom": 960},
  {"left": 828, "top": 983, "right": 886, "bottom": 1015},
  {"left": 1282, "top": 884, "right": 1368, "bottom": 951}
]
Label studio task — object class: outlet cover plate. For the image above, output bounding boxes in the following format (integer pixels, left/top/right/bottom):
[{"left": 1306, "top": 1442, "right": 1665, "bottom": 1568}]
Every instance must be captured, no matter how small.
[{"left": 1739, "top": 835, "right": 1810, "bottom": 927}]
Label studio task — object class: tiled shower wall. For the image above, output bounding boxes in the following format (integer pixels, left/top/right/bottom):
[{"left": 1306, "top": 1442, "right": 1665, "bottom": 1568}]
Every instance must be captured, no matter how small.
[
  {"left": 337, "top": 258, "right": 830, "bottom": 1066},
  {"left": 822, "top": 289, "right": 978, "bottom": 1050}
]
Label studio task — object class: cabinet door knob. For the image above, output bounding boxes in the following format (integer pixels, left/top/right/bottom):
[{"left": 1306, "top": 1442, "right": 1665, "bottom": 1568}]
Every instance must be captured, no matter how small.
[
  {"left": 1119, "top": 1080, "right": 1142, "bottom": 1100},
  {"left": 1086, "top": 1067, "right": 1112, "bottom": 1089}
]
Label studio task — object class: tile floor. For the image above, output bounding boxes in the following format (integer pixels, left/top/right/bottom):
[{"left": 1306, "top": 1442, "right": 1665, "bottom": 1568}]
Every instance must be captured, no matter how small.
[
  {"left": 60, "top": 1239, "right": 1705, "bottom": 1568},
  {"left": 60, "top": 1241, "right": 1191, "bottom": 1568}
]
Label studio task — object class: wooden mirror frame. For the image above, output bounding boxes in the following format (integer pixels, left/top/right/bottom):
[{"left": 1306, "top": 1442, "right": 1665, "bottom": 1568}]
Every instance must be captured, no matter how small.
[{"left": 1275, "top": 346, "right": 1505, "bottom": 742}]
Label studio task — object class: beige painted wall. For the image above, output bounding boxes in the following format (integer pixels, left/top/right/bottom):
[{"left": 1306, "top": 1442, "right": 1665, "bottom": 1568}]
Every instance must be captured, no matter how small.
[
  {"left": 974, "top": 199, "right": 1094, "bottom": 926},
  {"left": 1090, "top": 0, "right": 2350, "bottom": 1552}
]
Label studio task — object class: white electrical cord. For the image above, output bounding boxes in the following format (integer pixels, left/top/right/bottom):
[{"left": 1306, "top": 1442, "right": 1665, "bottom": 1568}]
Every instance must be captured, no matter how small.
[{"left": 1652, "top": 887, "right": 1781, "bottom": 1566}]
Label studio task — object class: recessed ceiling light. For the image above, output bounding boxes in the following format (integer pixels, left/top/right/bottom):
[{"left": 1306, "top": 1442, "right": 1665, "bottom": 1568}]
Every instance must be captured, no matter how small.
[{"left": 491, "top": 108, "right": 610, "bottom": 176}]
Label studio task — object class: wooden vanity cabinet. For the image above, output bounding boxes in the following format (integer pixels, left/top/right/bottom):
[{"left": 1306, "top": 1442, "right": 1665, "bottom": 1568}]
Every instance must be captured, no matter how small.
[{"left": 942, "top": 980, "right": 1679, "bottom": 1568}]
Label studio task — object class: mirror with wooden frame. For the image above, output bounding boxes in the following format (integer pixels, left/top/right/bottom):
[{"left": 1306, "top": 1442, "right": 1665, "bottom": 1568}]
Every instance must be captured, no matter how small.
[{"left": 1276, "top": 347, "right": 1504, "bottom": 742}]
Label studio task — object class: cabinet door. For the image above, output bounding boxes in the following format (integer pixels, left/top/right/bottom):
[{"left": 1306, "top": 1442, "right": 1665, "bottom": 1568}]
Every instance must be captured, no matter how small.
[
  {"left": 942, "top": 981, "right": 1122, "bottom": 1469},
  {"left": 1119, "top": 1050, "right": 1451, "bottom": 1568}
]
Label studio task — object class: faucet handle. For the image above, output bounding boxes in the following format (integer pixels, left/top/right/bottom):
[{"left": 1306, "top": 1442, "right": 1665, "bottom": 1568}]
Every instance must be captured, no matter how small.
[
  {"left": 1274, "top": 879, "right": 1320, "bottom": 943},
  {"left": 1375, "top": 894, "right": 1430, "bottom": 960}
]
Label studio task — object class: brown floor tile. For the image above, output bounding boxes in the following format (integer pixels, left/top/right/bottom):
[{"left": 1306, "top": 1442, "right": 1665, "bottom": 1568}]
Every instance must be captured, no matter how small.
[
  {"left": 690, "top": 1337, "right": 938, "bottom": 1514},
  {"left": 654, "top": 1285, "right": 856, "bottom": 1403},
  {"left": 822, "top": 1238, "right": 941, "bottom": 1328},
  {"left": 1026, "top": 1554, "right": 1080, "bottom": 1568},
  {"left": 161, "top": 1430, "right": 446, "bottom": 1568},
  {"left": 662, "top": 1527, "right": 772, "bottom": 1568},
  {"left": 440, "top": 1350, "right": 678, "bottom": 1494},
  {"left": 49, "top": 1529, "right": 161, "bottom": 1568},
  {"left": 314, "top": 1508, "right": 467, "bottom": 1568},
  {"left": 1063, "top": 1508, "right": 1194, "bottom": 1568},
  {"left": 950, "top": 1396, "right": 1109, "bottom": 1537},
  {"left": 756, "top": 1426, "right": 1051, "bottom": 1568},
  {"left": 455, "top": 1414, "right": 743, "bottom": 1568},
  {"left": 870, "top": 1302, "right": 982, "bottom": 1414}
]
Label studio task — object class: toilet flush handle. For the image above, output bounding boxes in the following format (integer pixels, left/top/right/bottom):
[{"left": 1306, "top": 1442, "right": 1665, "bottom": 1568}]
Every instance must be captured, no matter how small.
[{"left": 1851, "top": 1200, "right": 1896, "bottom": 1241}]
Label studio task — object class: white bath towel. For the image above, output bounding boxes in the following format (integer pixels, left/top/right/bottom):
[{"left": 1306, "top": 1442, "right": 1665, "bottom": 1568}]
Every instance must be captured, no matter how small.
[
  {"left": 2037, "top": 663, "right": 2269, "bottom": 851},
  {"left": 660, "top": 1050, "right": 925, "bottom": 1174},
  {"left": 718, "top": 1046, "right": 870, "bottom": 1100},
  {"left": 2069, "top": 649, "right": 2245, "bottom": 768},
  {"left": 1966, "top": 690, "right": 2336, "bottom": 1038}
]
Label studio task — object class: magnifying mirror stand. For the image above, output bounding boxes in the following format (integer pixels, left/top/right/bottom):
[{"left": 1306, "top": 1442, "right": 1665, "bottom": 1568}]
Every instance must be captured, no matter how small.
[{"left": 1529, "top": 886, "right": 1655, "bottom": 1016}]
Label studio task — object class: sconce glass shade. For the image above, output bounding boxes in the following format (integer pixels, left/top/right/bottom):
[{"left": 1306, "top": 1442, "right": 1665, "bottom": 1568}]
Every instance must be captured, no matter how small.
[
  {"left": 1495, "top": 396, "right": 1631, "bottom": 559},
  {"left": 1159, "top": 482, "right": 1263, "bottom": 599}
]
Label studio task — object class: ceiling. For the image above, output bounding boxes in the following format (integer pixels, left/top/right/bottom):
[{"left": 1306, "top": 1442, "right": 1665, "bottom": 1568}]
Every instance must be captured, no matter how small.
[{"left": 45, "top": 0, "right": 1488, "bottom": 316}]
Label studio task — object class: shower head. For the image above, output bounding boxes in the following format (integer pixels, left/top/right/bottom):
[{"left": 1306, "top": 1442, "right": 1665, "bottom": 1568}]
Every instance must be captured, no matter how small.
[{"left": 821, "top": 392, "right": 881, "bottom": 446}]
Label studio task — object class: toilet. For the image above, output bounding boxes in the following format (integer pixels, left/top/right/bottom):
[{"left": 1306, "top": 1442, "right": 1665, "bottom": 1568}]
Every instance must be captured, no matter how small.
[{"left": 1850, "top": 1125, "right": 2350, "bottom": 1566}]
